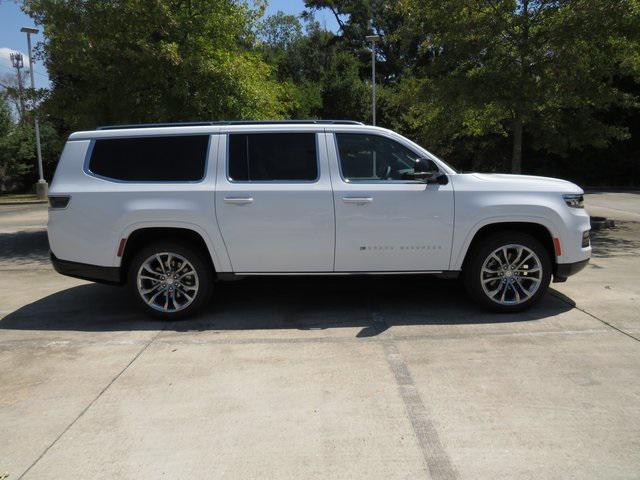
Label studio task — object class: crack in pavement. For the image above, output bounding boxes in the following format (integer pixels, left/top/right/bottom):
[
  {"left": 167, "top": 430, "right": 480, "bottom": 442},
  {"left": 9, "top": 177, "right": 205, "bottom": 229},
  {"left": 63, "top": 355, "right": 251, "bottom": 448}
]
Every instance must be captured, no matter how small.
[
  {"left": 550, "top": 291, "right": 640, "bottom": 344},
  {"left": 16, "top": 326, "right": 169, "bottom": 480}
]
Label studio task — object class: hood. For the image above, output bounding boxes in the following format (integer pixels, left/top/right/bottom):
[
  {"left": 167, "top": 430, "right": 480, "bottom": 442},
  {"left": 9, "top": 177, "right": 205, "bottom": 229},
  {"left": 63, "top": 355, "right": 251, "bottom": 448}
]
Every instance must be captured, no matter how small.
[{"left": 468, "top": 173, "right": 583, "bottom": 193}]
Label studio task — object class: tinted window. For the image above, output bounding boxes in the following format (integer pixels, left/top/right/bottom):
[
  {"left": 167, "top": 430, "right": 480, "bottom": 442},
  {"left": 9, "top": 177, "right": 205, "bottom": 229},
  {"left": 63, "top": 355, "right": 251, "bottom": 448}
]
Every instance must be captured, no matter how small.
[
  {"left": 336, "top": 133, "right": 431, "bottom": 181},
  {"left": 228, "top": 133, "right": 317, "bottom": 182},
  {"left": 89, "top": 135, "right": 209, "bottom": 182}
]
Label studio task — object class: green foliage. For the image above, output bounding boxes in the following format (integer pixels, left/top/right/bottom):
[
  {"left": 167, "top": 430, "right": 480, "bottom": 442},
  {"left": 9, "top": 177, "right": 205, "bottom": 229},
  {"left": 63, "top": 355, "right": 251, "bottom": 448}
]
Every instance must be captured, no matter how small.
[
  {"left": 2, "top": 0, "right": 638, "bottom": 188},
  {"left": 304, "top": 0, "right": 423, "bottom": 82},
  {"left": 22, "top": 0, "right": 291, "bottom": 131},
  {"left": 258, "top": 15, "right": 368, "bottom": 120},
  {"left": 0, "top": 91, "right": 62, "bottom": 191},
  {"left": 397, "top": 0, "right": 640, "bottom": 172},
  {"left": 0, "top": 94, "right": 33, "bottom": 190},
  {"left": 258, "top": 11, "right": 303, "bottom": 51}
]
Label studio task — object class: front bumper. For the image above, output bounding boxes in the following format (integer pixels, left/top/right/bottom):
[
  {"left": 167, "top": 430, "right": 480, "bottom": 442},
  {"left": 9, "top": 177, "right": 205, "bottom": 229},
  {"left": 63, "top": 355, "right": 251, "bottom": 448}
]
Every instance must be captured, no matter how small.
[
  {"left": 553, "top": 258, "right": 589, "bottom": 282},
  {"left": 50, "top": 253, "right": 122, "bottom": 285}
]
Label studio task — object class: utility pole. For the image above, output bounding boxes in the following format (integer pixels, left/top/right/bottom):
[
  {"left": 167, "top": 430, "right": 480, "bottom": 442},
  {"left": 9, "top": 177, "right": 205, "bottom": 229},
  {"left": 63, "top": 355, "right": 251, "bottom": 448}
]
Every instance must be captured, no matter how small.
[
  {"left": 365, "top": 34, "right": 380, "bottom": 126},
  {"left": 9, "top": 52, "right": 26, "bottom": 122},
  {"left": 21, "top": 27, "right": 47, "bottom": 199}
]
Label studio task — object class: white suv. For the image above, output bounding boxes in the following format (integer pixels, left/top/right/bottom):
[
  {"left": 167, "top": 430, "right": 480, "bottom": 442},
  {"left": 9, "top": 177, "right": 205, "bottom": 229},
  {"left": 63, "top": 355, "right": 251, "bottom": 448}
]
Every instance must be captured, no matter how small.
[{"left": 48, "top": 120, "right": 591, "bottom": 319}]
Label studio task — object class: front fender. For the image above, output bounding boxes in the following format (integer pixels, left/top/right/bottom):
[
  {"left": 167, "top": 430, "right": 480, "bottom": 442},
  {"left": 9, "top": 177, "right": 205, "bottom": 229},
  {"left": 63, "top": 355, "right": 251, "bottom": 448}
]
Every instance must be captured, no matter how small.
[{"left": 450, "top": 213, "right": 562, "bottom": 271}]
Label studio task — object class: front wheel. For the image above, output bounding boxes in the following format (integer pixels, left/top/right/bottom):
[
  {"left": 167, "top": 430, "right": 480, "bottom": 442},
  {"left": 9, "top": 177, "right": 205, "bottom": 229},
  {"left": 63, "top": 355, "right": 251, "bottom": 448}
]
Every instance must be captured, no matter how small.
[
  {"left": 128, "top": 241, "right": 213, "bottom": 320},
  {"left": 463, "top": 232, "right": 552, "bottom": 312}
]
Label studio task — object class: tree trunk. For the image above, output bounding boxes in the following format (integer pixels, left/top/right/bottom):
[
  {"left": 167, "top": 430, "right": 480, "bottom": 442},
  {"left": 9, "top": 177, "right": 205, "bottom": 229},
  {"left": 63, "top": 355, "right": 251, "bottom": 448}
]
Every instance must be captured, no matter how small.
[{"left": 511, "top": 115, "right": 523, "bottom": 174}]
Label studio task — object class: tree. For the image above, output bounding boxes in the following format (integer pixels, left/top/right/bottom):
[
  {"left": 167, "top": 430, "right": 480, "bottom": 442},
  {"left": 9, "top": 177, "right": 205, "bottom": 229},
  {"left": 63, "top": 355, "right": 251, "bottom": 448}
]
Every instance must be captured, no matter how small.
[
  {"left": 399, "top": 0, "right": 640, "bottom": 173},
  {"left": 258, "top": 14, "right": 368, "bottom": 120},
  {"left": 0, "top": 93, "right": 33, "bottom": 191},
  {"left": 0, "top": 73, "right": 25, "bottom": 123},
  {"left": 304, "top": 0, "right": 423, "bottom": 84},
  {"left": 12, "top": 0, "right": 640, "bottom": 186},
  {"left": 21, "top": 0, "right": 292, "bottom": 132},
  {"left": 258, "top": 11, "right": 303, "bottom": 52},
  {"left": 0, "top": 88, "right": 62, "bottom": 191}
]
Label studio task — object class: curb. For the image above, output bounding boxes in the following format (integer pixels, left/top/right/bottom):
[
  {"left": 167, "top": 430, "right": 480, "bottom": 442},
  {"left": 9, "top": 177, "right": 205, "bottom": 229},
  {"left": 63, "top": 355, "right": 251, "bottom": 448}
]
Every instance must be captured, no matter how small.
[
  {"left": 584, "top": 188, "right": 640, "bottom": 193},
  {"left": 590, "top": 216, "right": 615, "bottom": 230},
  {"left": 0, "top": 200, "right": 48, "bottom": 206}
]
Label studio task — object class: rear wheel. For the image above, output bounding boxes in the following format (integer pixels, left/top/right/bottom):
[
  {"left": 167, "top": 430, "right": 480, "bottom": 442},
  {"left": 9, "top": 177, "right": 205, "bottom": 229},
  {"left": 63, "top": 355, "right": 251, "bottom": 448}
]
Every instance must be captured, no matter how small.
[
  {"left": 463, "top": 232, "right": 552, "bottom": 312},
  {"left": 128, "top": 241, "right": 213, "bottom": 320}
]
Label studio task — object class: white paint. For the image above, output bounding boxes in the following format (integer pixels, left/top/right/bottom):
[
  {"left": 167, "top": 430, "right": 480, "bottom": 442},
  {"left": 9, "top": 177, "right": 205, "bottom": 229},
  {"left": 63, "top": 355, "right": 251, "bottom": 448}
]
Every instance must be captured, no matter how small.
[{"left": 48, "top": 123, "right": 591, "bottom": 276}]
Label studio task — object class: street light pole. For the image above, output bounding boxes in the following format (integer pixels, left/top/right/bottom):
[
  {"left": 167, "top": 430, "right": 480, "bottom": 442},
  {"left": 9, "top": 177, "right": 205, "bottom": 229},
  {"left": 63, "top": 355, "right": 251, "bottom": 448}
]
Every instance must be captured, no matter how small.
[
  {"left": 365, "top": 34, "right": 380, "bottom": 126},
  {"left": 21, "top": 26, "right": 47, "bottom": 200}
]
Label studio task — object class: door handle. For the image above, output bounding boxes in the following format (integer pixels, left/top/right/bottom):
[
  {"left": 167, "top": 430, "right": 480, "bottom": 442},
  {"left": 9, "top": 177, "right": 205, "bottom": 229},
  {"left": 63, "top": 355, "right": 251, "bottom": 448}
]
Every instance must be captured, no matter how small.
[
  {"left": 342, "top": 197, "right": 373, "bottom": 205},
  {"left": 224, "top": 197, "right": 254, "bottom": 205}
]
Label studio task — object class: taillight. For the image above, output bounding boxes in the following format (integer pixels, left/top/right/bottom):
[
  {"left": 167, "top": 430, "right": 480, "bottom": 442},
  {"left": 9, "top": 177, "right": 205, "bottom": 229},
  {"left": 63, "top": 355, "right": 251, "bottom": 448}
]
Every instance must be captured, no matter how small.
[{"left": 48, "top": 195, "right": 71, "bottom": 209}]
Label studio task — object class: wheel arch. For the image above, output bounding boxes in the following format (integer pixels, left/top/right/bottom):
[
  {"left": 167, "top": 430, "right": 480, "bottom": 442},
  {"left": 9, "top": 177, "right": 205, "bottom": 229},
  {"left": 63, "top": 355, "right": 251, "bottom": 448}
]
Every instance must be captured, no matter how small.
[
  {"left": 119, "top": 226, "right": 217, "bottom": 284},
  {"left": 459, "top": 221, "right": 557, "bottom": 272}
]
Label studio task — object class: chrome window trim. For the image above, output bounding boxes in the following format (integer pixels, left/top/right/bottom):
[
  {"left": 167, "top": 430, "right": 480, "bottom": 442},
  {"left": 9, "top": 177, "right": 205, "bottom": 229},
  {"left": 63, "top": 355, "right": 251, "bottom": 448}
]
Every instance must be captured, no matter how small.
[
  {"left": 225, "top": 132, "right": 321, "bottom": 184},
  {"left": 332, "top": 132, "right": 443, "bottom": 185}
]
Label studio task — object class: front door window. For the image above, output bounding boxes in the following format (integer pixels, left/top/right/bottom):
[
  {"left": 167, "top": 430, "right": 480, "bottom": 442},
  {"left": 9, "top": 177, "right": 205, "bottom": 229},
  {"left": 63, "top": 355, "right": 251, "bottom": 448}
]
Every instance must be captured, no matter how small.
[{"left": 336, "top": 133, "right": 436, "bottom": 182}]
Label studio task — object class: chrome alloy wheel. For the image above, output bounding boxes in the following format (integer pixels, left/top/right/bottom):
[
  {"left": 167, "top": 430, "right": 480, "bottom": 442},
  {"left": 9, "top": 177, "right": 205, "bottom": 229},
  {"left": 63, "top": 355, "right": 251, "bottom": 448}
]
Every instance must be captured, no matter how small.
[
  {"left": 136, "top": 252, "right": 199, "bottom": 313},
  {"left": 480, "top": 244, "right": 543, "bottom": 305}
]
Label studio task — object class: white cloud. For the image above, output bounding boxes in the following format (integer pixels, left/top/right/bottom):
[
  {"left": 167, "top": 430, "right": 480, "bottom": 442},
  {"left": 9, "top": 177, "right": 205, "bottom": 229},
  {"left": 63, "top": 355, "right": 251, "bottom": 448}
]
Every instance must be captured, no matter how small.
[
  {"left": 0, "top": 47, "right": 50, "bottom": 88},
  {"left": 0, "top": 47, "right": 29, "bottom": 70}
]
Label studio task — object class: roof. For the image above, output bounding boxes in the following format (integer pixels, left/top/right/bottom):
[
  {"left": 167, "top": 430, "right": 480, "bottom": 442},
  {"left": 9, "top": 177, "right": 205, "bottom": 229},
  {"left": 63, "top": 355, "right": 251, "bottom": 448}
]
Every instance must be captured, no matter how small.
[
  {"left": 96, "top": 120, "right": 364, "bottom": 130},
  {"left": 69, "top": 120, "right": 376, "bottom": 141}
]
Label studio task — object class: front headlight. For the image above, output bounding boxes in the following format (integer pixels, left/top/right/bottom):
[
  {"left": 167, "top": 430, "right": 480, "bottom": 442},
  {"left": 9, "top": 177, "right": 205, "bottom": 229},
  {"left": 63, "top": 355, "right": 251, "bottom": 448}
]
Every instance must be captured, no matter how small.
[{"left": 563, "top": 193, "right": 584, "bottom": 208}]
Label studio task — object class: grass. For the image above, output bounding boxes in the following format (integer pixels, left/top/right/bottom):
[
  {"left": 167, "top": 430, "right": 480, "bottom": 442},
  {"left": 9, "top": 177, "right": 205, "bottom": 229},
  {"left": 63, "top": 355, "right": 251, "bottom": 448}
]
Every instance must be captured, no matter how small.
[{"left": 0, "top": 193, "right": 46, "bottom": 204}]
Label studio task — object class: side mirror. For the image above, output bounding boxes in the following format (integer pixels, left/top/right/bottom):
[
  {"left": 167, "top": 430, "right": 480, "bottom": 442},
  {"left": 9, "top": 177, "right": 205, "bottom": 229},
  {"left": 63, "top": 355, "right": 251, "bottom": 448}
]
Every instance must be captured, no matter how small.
[
  {"left": 414, "top": 157, "right": 435, "bottom": 173},
  {"left": 405, "top": 158, "right": 448, "bottom": 184}
]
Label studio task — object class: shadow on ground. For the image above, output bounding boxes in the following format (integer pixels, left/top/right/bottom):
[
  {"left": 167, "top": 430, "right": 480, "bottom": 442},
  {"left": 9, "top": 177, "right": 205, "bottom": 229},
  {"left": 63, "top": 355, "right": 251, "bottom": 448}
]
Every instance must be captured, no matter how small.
[
  {"left": 0, "top": 230, "right": 49, "bottom": 267},
  {"left": 590, "top": 222, "right": 640, "bottom": 258},
  {"left": 0, "top": 275, "right": 574, "bottom": 336}
]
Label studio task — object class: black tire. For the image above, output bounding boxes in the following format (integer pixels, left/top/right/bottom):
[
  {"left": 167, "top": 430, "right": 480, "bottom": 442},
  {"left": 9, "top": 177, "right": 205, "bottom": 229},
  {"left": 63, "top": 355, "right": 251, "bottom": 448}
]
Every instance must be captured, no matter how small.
[
  {"left": 128, "top": 241, "right": 213, "bottom": 320},
  {"left": 463, "top": 231, "right": 552, "bottom": 313}
]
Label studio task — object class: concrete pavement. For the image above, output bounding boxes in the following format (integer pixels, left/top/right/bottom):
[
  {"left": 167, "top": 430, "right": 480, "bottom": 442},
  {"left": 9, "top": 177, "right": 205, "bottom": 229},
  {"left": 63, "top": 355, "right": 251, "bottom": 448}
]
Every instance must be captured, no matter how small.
[{"left": 0, "top": 194, "right": 639, "bottom": 479}]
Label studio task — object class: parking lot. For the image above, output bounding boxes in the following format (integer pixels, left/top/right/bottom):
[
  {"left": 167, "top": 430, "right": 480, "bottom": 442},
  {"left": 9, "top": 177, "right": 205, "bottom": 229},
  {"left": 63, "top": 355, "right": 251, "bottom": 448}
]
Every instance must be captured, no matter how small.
[{"left": 1, "top": 192, "right": 639, "bottom": 479}]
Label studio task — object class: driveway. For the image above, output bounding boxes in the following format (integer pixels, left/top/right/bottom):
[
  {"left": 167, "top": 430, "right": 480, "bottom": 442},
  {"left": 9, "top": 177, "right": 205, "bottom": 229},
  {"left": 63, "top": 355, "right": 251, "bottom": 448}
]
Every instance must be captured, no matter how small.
[{"left": 1, "top": 193, "right": 639, "bottom": 479}]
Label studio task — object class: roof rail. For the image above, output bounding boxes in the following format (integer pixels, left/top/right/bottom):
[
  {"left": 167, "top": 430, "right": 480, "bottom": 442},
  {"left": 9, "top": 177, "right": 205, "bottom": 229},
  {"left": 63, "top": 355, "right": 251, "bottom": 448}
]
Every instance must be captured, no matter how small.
[{"left": 96, "top": 120, "right": 364, "bottom": 130}]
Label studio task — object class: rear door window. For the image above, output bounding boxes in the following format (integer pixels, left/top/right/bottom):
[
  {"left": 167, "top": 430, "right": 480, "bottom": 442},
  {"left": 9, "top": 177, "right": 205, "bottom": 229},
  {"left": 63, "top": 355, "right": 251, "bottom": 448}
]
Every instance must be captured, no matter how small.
[
  {"left": 228, "top": 133, "right": 318, "bottom": 182},
  {"left": 88, "top": 135, "right": 209, "bottom": 182}
]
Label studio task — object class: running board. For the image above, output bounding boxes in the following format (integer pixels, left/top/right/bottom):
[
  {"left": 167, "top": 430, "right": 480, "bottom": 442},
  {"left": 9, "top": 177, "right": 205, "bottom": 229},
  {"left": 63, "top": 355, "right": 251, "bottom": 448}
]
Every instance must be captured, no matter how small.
[{"left": 216, "top": 271, "right": 462, "bottom": 281}]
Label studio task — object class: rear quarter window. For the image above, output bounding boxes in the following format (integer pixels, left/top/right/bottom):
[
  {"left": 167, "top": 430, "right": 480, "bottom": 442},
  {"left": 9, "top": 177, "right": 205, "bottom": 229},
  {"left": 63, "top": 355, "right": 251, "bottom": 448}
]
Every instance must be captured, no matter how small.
[{"left": 88, "top": 135, "right": 209, "bottom": 182}]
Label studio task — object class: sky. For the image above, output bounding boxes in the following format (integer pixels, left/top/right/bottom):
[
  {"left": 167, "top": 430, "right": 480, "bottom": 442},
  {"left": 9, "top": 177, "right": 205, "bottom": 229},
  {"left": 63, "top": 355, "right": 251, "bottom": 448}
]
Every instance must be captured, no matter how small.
[
  {"left": 0, "top": 1, "right": 49, "bottom": 88},
  {"left": 0, "top": 0, "right": 338, "bottom": 90},
  {"left": 267, "top": 0, "right": 339, "bottom": 31}
]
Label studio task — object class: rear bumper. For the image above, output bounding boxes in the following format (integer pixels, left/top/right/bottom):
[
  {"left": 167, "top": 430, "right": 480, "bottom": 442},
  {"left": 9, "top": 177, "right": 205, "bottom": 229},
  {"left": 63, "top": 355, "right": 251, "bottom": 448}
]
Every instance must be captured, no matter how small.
[
  {"left": 50, "top": 253, "right": 122, "bottom": 285},
  {"left": 554, "top": 258, "right": 589, "bottom": 282}
]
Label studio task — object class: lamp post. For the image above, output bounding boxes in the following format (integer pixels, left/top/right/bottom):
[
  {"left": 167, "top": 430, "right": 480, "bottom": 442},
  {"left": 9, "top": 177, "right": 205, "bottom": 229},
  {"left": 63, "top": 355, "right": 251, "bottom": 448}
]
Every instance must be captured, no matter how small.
[
  {"left": 365, "top": 34, "right": 380, "bottom": 126},
  {"left": 21, "top": 26, "right": 47, "bottom": 200}
]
